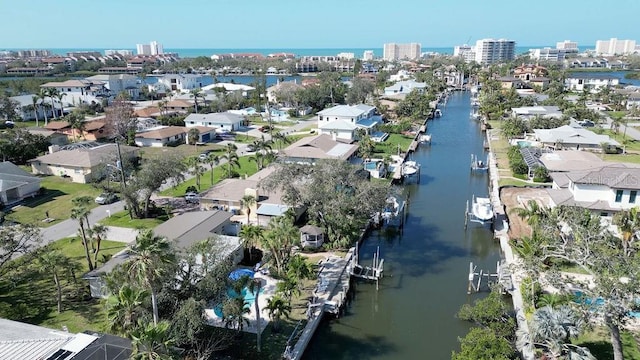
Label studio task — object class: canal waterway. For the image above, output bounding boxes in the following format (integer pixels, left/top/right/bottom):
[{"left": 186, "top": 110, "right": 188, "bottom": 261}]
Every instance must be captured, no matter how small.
[{"left": 304, "top": 91, "right": 502, "bottom": 359}]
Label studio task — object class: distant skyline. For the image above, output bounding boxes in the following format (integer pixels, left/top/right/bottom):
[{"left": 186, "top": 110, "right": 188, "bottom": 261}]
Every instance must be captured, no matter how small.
[{"left": 2, "top": 0, "right": 639, "bottom": 49}]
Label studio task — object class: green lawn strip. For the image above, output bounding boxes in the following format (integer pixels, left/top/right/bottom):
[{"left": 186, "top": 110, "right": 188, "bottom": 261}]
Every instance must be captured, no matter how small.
[
  {"left": 574, "top": 327, "right": 640, "bottom": 360},
  {"left": 139, "top": 143, "right": 224, "bottom": 161},
  {"left": 373, "top": 133, "right": 414, "bottom": 156},
  {"left": 499, "top": 178, "right": 533, "bottom": 187},
  {"left": 0, "top": 239, "right": 126, "bottom": 333},
  {"left": 603, "top": 153, "right": 640, "bottom": 164},
  {"left": 606, "top": 111, "right": 628, "bottom": 120},
  {"left": 98, "top": 210, "right": 167, "bottom": 229},
  {"left": 5, "top": 176, "right": 102, "bottom": 227},
  {"left": 160, "top": 156, "right": 260, "bottom": 197}
]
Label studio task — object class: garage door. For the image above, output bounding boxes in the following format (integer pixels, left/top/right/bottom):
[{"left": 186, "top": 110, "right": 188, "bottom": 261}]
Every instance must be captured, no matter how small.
[{"left": 201, "top": 133, "right": 210, "bottom": 142}]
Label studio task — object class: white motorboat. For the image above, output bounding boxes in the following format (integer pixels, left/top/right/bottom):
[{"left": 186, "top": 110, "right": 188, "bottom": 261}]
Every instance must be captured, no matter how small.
[
  {"left": 419, "top": 134, "right": 432, "bottom": 143},
  {"left": 402, "top": 161, "right": 420, "bottom": 177},
  {"left": 434, "top": 109, "right": 442, "bottom": 117},
  {"left": 381, "top": 196, "right": 405, "bottom": 227},
  {"left": 471, "top": 196, "right": 493, "bottom": 222}
]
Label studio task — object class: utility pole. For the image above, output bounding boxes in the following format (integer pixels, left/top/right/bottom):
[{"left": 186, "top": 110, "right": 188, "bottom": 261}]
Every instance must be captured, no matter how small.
[{"left": 115, "top": 140, "right": 127, "bottom": 188}]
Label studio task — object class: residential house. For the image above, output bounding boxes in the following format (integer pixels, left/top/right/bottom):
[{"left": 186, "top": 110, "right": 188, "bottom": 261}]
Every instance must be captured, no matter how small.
[
  {"left": 0, "top": 161, "right": 41, "bottom": 206},
  {"left": 496, "top": 76, "right": 526, "bottom": 90},
  {"left": 200, "top": 166, "right": 301, "bottom": 225},
  {"left": 389, "top": 69, "right": 413, "bottom": 82},
  {"left": 547, "top": 164, "right": 640, "bottom": 217},
  {"left": 566, "top": 58, "right": 608, "bottom": 69},
  {"left": 25, "top": 127, "right": 69, "bottom": 146},
  {"left": 433, "top": 65, "right": 464, "bottom": 88},
  {"left": 134, "top": 126, "right": 187, "bottom": 147},
  {"left": 45, "top": 119, "right": 110, "bottom": 141},
  {"left": 40, "top": 79, "right": 109, "bottom": 106},
  {"left": 511, "top": 105, "right": 562, "bottom": 120},
  {"left": 383, "top": 80, "right": 427, "bottom": 96},
  {"left": 164, "top": 99, "right": 194, "bottom": 113},
  {"left": 202, "top": 83, "right": 255, "bottom": 97},
  {"left": 30, "top": 143, "right": 138, "bottom": 183},
  {"left": 532, "top": 125, "right": 619, "bottom": 151},
  {"left": 317, "top": 104, "right": 382, "bottom": 141},
  {"left": 280, "top": 134, "right": 359, "bottom": 164},
  {"left": 565, "top": 73, "right": 620, "bottom": 92},
  {"left": 85, "top": 74, "right": 141, "bottom": 100},
  {"left": 184, "top": 112, "right": 246, "bottom": 132},
  {"left": 0, "top": 318, "right": 132, "bottom": 360},
  {"left": 9, "top": 94, "right": 57, "bottom": 121},
  {"left": 266, "top": 80, "right": 303, "bottom": 105},
  {"left": 513, "top": 64, "right": 548, "bottom": 82},
  {"left": 156, "top": 73, "right": 204, "bottom": 92},
  {"left": 83, "top": 210, "right": 242, "bottom": 299}
]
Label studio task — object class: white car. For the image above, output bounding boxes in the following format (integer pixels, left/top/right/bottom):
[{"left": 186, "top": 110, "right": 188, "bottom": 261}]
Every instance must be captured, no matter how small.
[{"left": 185, "top": 192, "right": 200, "bottom": 203}]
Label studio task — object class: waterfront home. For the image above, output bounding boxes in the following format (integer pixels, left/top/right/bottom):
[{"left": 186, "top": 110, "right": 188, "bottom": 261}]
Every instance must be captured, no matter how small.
[
  {"left": 383, "top": 80, "right": 427, "bottom": 96},
  {"left": 199, "top": 166, "right": 301, "bottom": 226},
  {"left": 40, "top": 79, "right": 109, "bottom": 106},
  {"left": 511, "top": 105, "right": 562, "bottom": 120},
  {"left": 547, "top": 164, "right": 640, "bottom": 217},
  {"left": 156, "top": 73, "right": 204, "bottom": 92},
  {"left": 202, "top": 83, "right": 255, "bottom": 97},
  {"left": 538, "top": 150, "right": 606, "bottom": 172},
  {"left": 317, "top": 104, "right": 382, "bottom": 141},
  {"left": 433, "top": 65, "right": 464, "bottom": 88},
  {"left": 85, "top": 74, "right": 141, "bottom": 100},
  {"left": 184, "top": 112, "right": 246, "bottom": 132},
  {"left": 564, "top": 73, "right": 620, "bottom": 92},
  {"left": 84, "top": 210, "right": 242, "bottom": 299},
  {"left": 532, "top": 125, "right": 619, "bottom": 151},
  {"left": 280, "top": 134, "right": 359, "bottom": 164},
  {"left": 389, "top": 69, "right": 413, "bottom": 82},
  {"left": 0, "top": 161, "right": 41, "bottom": 206},
  {"left": 30, "top": 143, "right": 138, "bottom": 183}
]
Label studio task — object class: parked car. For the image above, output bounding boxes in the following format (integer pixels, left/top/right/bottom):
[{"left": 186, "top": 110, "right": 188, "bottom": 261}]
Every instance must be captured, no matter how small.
[
  {"left": 185, "top": 192, "right": 200, "bottom": 203},
  {"left": 246, "top": 144, "right": 257, "bottom": 152},
  {"left": 199, "top": 150, "right": 214, "bottom": 160},
  {"left": 95, "top": 192, "right": 118, "bottom": 205},
  {"left": 578, "top": 120, "right": 595, "bottom": 127},
  {"left": 259, "top": 125, "right": 273, "bottom": 133}
]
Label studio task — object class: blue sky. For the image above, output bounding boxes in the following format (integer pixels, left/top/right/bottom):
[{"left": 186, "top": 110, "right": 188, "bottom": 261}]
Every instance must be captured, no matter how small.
[{"left": 2, "top": 0, "right": 639, "bottom": 49}]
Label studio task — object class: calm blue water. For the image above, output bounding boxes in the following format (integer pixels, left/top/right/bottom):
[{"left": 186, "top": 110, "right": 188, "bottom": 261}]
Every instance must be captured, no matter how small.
[
  {"left": 1, "top": 46, "right": 578, "bottom": 58},
  {"left": 304, "top": 92, "right": 501, "bottom": 360}
]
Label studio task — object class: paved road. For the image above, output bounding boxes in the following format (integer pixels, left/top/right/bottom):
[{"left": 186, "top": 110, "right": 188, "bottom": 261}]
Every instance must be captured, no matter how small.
[{"left": 601, "top": 112, "right": 640, "bottom": 141}]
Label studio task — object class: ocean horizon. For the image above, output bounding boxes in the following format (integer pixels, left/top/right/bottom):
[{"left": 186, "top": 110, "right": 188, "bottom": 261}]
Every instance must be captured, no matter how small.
[{"left": 1, "top": 46, "right": 593, "bottom": 58}]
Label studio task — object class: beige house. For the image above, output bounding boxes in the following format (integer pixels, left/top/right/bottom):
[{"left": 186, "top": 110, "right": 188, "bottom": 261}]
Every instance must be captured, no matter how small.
[
  {"left": 0, "top": 162, "right": 41, "bottom": 206},
  {"left": 134, "top": 126, "right": 187, "bottom": 147},
  {"left": 280, "top": 134, "right": 359, "bottom": 164},
  {"left": 30, "top": 143, "right": 138, "bottom": 183}
]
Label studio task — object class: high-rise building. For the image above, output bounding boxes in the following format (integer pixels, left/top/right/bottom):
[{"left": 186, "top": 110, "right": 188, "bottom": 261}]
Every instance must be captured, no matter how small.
[
  {"left": 595, "top": 38, "right": 636, "bottom": 55},
  {"left": 136, "top": 41, "right": 164, "bottom": 56},
  {"left": 105, "top": 49, "right": 133, "bottom": 57},
  {"left": 473, "top": 39, "right": 516, "bottom": 65},
  {"left": 530, "top": 48, "right": 567, "bottom": 62},
  {"left": 453, "top": 44, "right": 475, "bottom": 63},
  {"left": 383, "top": 43, "right": 421, "bottom": 61},
  {"left": 362, "top": 50, "right": 374, "bottom": 61},
  {"left": 556, "top": 40, "right": 578, "bottom": 53}
]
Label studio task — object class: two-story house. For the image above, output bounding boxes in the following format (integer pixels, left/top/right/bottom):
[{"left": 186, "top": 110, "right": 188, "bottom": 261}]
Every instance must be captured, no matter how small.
[
  {"left": 548, "top": 164, "right": 640, "bottom": 217},
  {"left": 85, "top": 74, "right": 141, "bottom": 100},
  {"left": 156, "top": 74, "right": 204, "bottom": 92},
  {"left": 317, "top": 104, "right": 382, "bottom": 141},
  {"left": 40, "top": 79, "right": 109, "bottom": 106},
  {"left": 565, "top": 73, "right": 620, "bottom": 92}
]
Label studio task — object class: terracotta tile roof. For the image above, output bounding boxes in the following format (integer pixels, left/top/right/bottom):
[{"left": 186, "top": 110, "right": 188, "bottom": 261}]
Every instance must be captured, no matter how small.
[
  {"left": 166, "top": 99, "right": 194, "bottom": 108},
  {"left": 134, "top": 107, "right": 162, "bottom": 118},
  {"left": 135, "top": 126, "right": 187, "bottom": 139},
  {"left": 44, "top": 121, "right": 71, "bottom": 130}
]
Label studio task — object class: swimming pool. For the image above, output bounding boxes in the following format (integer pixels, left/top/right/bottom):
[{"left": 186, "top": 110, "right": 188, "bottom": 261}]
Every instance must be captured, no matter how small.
[
  {"left": 213, "top": 286, "right": 261, "bottom": 317},
  {"left": 573, "top": 291, "right": 640, "bottom": 317},
  {"left": 517, "top": 140, "right": 533, "bottom": 148},
  {"left": 364, "top": 161, "right": 379, "bottom": 170}
]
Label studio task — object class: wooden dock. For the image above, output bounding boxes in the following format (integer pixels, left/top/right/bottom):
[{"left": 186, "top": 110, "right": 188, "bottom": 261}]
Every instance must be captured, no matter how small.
[{"left": 283, "top": 249, "right": 356, "bottom": 360}]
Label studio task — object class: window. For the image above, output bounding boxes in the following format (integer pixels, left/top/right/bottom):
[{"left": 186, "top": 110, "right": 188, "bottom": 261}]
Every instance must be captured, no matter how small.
[
  {"left": 631, "top": 191, "right": 637, "bottom": 203},
  {"left": 615, "top": 190, "right": 624, "bottom": 203}
]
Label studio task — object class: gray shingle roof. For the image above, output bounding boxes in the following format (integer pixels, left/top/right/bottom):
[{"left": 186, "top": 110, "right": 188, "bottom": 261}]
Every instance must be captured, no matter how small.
[
  {"left": 153, "top": 210, "right": 234, "bottom": 250},
  {"left": 30, "top": 144, "right": 137, "bottom": 168}
]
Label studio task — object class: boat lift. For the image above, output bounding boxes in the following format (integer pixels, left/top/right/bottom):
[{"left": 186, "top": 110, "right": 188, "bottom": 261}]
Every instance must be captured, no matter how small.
[
  {"left": 467, "top": 261, "right": 513, "bottom": 294},
  {"left": 470, "top": 154, "right": 489, "bottom": 172},
  {"left": 464, "top": 195, "right": 494, "bottom": 229}
]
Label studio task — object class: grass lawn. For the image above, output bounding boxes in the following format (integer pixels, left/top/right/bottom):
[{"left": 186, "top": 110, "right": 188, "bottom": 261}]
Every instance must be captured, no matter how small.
[
  {"left": 160, "top": 156, "right": 261, "bottom": 197},
  {"left": 499, "top": 178, "right": 534, "bottom": 187},
  {"left": 4, "top": 176, "right": 102, "bottom": 227},
  {"left": 373, "top": 133, "right": 414, "bottom": 156},
  {"left": 603, "top": 153, "right": 640, "bottom": 164},
  {"left": 598, "top": 129, "right": 640, "bottom": 151},
  {"left": 0, "top": 238, "right": 126, "bottom": 333},
  {"left": 98, "top": 210, "right": 167, "bottom": 229},
  {"left": 574, "top": 327, "right": 640, "bottom": 360}
]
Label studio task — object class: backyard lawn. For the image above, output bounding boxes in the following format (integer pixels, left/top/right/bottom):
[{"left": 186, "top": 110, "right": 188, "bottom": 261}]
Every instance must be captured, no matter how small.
[
  {"left": 373, "top": 133, "right": 414, "bottom": 156},
  {"left": 0, "top": 238, "right": 126, "bottom": 333},
  {"left": 574, "top": 327, "right": 640, "bottom": 360},
  {"left": 4, "top": 176, "right": 102, "bottom": 227},
  {"left": 160, "top": 155, "right": 261, "bottom": 197},
  {"left": 139, "top": 143, "right": 224, "bottom": 160}
]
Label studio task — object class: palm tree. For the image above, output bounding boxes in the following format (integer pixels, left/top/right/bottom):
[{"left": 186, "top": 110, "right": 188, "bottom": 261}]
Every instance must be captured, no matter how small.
[
  {"left": 36, "top": 250, "right": 68, "bottom": 313},
  {"left": 67, "top": 113, "right": 87, "bottom": 142},
  {"left": 286, "top": 254, "right": 313, "bottom": 280},
  {"left": 249, "top": 151, "right": 266, "bottom": 170},
  {"left": 357, "top": 134, "right": 375, "bottom": 160},
  {"left": 221, "top": 143, "right": 239, "bottom": 178},
  {"left": 262, "top": 216, "right": 298, "bottom": 275},
  {"left": 205, "top": 152, "right": 220, "bottom": 185},
  {"left": 39, "top": 89, "right": 49, "bottom": 125},
  {"left": 263, "top": 295, "right": 291, "bottom": 332},
  {"left": 157, "top": 99, "right": 168, "bottom": 116},
  {"left": 248, "top": 278, "right": 263, "bottom": 352},
  {"left": 222, "top": 296, "right": 250, "bottom": 334},
  {"left": 127, "top": 229, "right": 176, "bottom": 325},
  {"left": 90, "top": 223, "right": 108, "bottom": 267},
  {"left": 130, "top": 321, "right": 177, "bottom": 360},
  {"left": 189, "top": 88, "right": 204, "bottom": 113},
  {"left": 71, "top": 201, "right": 94, "bottom": 271},
  {"left": 239, "top": 224, "right": 263, "bottom": 262},
  {"left": 613, "top": 207, "right": 640, "bottom": 257},
  {"left": 56, "top": 92, "right": 66, "bottom": 118},
  {"left": 47, "top": 88, "right": 60, "bottom": 119},
  {"left": 272, "top": 132, "right": 292, "bottom": 150},
  {"left": 186, "top": 156, "right": 205, "bottom": 191},
  {"left": 510, "top": 199, "right": 549, "bottom": 234},
  {"left": 106, "top": 285, "right": 149, "bottom": 336},
  {"left": 187, "top": 127, "right": 200, "bottom": 151},
  {"left": 31, "top": 95, "right": 40, "bottom": 126},
  {"left": 240, "top": 194, "right": 256, "bottom": 224}
]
